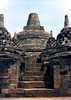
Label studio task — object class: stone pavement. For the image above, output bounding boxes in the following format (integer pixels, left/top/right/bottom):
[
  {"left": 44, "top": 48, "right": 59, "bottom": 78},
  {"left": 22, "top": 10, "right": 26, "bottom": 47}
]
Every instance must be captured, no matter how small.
[{"left": 0, "top": 97, "right": 71, "bottom": 100}]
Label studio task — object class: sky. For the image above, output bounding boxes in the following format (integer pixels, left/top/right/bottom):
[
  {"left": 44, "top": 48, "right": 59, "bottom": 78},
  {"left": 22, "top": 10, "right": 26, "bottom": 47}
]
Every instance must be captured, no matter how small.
[{"left": 0, "top": 0, "right": 71, "bottom": 38}]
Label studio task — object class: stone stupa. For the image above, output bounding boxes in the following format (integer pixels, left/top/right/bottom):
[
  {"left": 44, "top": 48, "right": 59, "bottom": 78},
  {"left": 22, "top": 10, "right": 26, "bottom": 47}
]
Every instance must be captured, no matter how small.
[{"left": 16, "top": 13, "right": 50, "bottom": 57}]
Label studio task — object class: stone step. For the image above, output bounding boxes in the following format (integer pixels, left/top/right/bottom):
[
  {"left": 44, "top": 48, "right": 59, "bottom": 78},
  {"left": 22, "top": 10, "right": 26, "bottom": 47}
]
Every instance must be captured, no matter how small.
[
  {"left": 16, "top": 88, "right": 54, "bottom": 90},
  {"left": 26, "top": 67, "right": 47, "bottom": 71},
  {"left": 26, "top": 63, "right": 42, "bottom": 68},
  {"left": 19, "top": 76, "right": 52, "bottom": 81},
  {"left": 9, "top": 88, "right": 56, "bottom": 97},
  {"left": 18, "top": 81, "right": 53, "bottom": 88},
  {"left": 24, "top": 71, "right": 46, "bottom": 76},
  {"left": 27, "top": 58, "right": 37, "bottom": 63}
]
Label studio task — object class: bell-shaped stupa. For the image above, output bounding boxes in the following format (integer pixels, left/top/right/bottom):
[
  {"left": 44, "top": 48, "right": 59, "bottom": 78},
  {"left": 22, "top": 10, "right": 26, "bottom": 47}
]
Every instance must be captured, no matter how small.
[{"left": 16, "top": 13, "right": 50, "bottom": 57}]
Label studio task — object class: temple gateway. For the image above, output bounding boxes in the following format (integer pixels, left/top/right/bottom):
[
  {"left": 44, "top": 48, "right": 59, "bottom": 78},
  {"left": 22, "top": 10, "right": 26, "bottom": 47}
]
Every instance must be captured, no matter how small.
[{"left": 0, "top": 13, "right": 71, "bottom": 97}]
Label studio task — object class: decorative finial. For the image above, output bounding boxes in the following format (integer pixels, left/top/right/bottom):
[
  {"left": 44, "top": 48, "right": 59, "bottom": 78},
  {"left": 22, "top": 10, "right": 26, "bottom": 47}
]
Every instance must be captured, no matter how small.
[
  {"left": 27, "top": 13, "right": 40, "bottom": 26},
  {"left": 14, "top": 32, "right": 17, "bottom": 39},
  {"left": 24, "top": 13, "right": 44, "bottom": 30},
  {"left": 64, "top": 15, "right": 70, "bottom": 28},
  {"left": 50, "top": 30, "right": 53, "bottom": 37}
]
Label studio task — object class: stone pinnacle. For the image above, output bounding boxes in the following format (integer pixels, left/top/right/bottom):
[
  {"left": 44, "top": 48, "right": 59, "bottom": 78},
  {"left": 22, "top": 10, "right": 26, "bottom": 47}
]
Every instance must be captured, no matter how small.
[
  {"left": 50, "top": 30, "right": 53, "bottom": 37},
  {"left": 14, "top": 32, "right": 17, "bottom": 39},
  {"left": 64, "top": 15, "right": 70, "bottom": 28},
  {"left": 27, "top": 13, "right": 40, "bottom": 26},
  {"left": 0, "top": 14, "right": 4, "bottom": 27}
]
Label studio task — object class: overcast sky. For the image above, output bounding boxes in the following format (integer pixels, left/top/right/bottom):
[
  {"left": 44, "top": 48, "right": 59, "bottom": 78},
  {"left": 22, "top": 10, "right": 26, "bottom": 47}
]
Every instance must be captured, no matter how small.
[{"left": 0, "top": 0, "right": 71, "bottom": 38}]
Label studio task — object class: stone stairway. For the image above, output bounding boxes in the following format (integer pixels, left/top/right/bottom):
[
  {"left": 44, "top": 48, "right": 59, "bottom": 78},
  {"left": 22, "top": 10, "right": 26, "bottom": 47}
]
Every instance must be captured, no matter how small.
[{"left": 16, "top": 57, "right": 54, "bottom": 97}]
